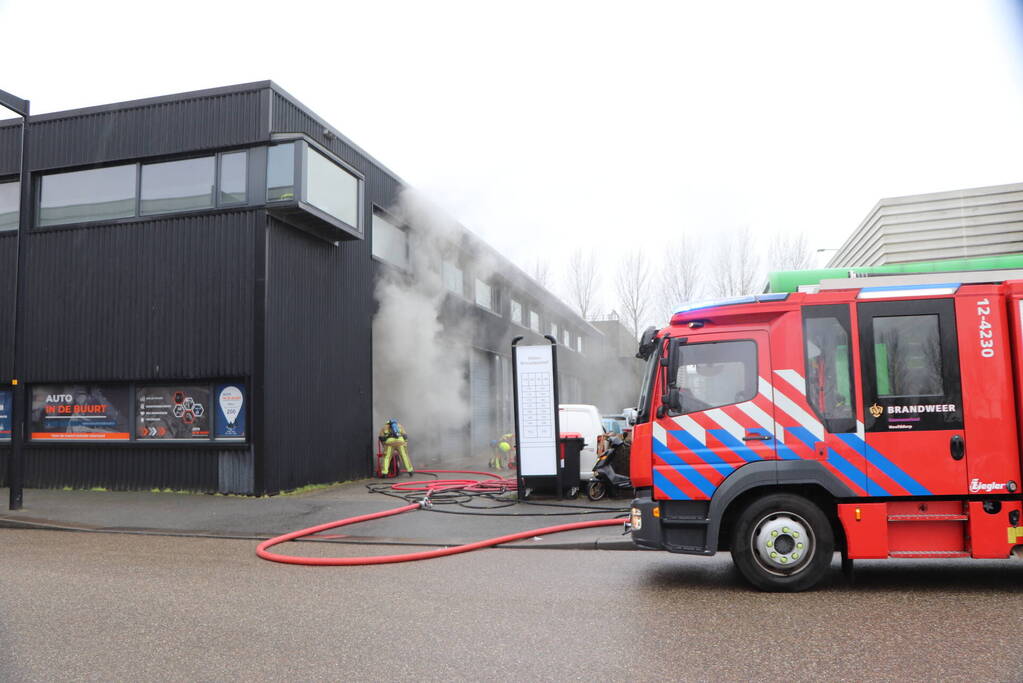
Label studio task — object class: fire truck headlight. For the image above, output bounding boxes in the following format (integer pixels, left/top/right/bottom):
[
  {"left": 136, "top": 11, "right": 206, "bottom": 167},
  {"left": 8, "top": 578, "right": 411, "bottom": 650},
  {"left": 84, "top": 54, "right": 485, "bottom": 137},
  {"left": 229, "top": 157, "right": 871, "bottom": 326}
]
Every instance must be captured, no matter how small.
[{"left": 630, "top": 507, "right": 643, "bottom": 531}]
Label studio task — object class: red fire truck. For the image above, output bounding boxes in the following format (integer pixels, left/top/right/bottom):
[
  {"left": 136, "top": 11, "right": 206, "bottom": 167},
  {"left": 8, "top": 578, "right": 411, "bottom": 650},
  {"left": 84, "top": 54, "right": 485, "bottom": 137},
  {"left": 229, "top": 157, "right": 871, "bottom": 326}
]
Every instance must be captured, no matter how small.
[{"left": 627, "top": 270, "right": 1023, "bottom": 591}]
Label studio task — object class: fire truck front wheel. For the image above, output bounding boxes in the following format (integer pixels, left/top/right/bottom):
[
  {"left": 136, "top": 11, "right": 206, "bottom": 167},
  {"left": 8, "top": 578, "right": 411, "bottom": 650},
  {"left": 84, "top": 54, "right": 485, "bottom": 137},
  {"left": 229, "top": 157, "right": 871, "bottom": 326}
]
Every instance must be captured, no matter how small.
[{"left": 730, "top": 493, "right": 834, "bottom": 592}]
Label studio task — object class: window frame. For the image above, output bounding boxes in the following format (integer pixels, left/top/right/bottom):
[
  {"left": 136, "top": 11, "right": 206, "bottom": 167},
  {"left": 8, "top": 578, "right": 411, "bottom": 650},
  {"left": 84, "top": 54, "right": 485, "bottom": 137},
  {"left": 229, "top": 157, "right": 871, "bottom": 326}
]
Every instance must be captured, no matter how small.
[
  {"left": 442, "top": 259, "right": 465, "bottom": 297},
  {"left": 264, "top": 138, "right": 365, "bottom": 242},
  {"left": 801, "top": 304, "right": 857, "bottom": 434},
  {"left": 370, "top": 207, "right": 410, "bottom": 270},
  {"left": 510, "top": 298, "right": 524, "bottom": 326},
  {"left": 216, "top": 150, "right": 249, "bottom": 207},
  {"left": 667, "top": 338, "right": 758, "bottom": 417},
  {"left": 475, "top": 278, "right": 495, "bottom": 311},
  {"left": 0, "top": 178, "right": 19, "bottom": 232},
  {"left": 33, "top": 150, "right": 253, "bottom": 231},
  {"left": 857, "top": 298, "right": 963, "bottom": 433},
  {"left": 139, "top": 155, "right": 217, "bottom": 217},
  {"left": 37, "top": 163, "right": 139, "bottom": 228}
]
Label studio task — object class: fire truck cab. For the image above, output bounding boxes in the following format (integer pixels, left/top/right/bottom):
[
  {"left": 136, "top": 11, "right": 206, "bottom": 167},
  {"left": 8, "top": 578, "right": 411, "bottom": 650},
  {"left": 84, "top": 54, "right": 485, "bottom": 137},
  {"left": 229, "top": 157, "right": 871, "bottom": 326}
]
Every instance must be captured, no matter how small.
[{"left": 628, "top": 270, "right": 1023, "bottom": 591}]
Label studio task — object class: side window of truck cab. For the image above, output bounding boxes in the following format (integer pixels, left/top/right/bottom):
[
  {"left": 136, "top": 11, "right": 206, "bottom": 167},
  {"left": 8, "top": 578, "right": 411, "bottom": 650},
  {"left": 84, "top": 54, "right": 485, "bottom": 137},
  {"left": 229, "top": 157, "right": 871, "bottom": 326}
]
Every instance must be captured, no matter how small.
[
  {"left": 802, "top": 305, "right": 857, "bottom": 433},
  {"left": 673, "top": 340, "right": 757, "bottom": 414}
]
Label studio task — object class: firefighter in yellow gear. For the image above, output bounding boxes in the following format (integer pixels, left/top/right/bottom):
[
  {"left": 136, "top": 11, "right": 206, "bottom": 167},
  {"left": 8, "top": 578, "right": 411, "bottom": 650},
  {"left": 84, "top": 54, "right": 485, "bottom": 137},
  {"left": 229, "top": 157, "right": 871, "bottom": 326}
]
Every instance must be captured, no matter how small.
[
  {"left": 379, "top": 419, "right": 413, "bottom": 477},
  {"left": 488, "top": 432, "right": 515, "bottom": 470}
]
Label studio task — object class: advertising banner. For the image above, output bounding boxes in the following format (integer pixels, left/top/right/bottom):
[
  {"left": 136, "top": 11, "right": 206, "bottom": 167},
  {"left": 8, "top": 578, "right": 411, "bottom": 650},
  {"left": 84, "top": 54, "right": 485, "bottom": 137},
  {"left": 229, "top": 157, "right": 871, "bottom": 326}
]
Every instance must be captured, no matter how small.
[
  {"left": 31, "top": 385, "right": 131, "bottom": 440},
  {"left": 0, "top": 388, "right": 11, "bottom": 440},
  {"left": 136, "top": 385, "right": 211, "bottom": 440},
  {"left": 214, "top": 384, "right": 246, "bottom": 440}
]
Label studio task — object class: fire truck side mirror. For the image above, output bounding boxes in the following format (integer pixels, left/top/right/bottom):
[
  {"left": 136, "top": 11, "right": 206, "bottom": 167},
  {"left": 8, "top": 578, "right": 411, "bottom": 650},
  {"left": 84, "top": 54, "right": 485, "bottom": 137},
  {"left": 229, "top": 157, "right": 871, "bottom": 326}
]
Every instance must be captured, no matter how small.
[
  {"left": 660, "top": 387, "right": 681, "bottom": 416},
  {"left": 637, "top": 327, "right": 660, "bottom": 360}
]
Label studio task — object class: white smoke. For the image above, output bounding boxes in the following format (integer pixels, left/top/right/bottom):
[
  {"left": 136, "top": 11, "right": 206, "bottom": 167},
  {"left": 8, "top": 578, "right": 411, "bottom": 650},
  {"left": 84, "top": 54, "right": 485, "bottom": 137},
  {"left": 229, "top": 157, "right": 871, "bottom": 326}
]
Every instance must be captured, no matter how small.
[{"left": 372, "top": 189, "right": 474, "bottom": 464}]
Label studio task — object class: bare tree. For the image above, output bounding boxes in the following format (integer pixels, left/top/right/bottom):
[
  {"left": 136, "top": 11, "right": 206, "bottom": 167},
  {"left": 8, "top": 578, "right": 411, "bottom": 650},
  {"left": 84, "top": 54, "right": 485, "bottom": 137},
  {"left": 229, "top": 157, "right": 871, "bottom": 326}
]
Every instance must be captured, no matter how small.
[
  {"left": 615, "top": 250, "right": 652, "bottom": 339},
  {"left": 707, "top": 226, "right": 762, "bottom": 297},
  {"left": 660, "top": 234, "right": 702, "bottom": 319},
  {"left": 531, "top": 257, "right": 552, "bottom": 290},
  {"left": 768, "top": 231, "right": 815, "bottom": 272},
  {"left": 566, "top": 248, "right": 600, "bottom": 319}
]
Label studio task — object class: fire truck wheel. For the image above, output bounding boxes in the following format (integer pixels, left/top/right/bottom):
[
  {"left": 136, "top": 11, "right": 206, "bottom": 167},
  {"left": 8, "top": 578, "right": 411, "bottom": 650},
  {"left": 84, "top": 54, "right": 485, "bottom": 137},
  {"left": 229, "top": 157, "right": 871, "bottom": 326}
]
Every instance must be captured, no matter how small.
[
  {"left": 730, "top": 493, "right": 834, "bottom": 592},
  {"left": 587, "top": 480, "right": 607, "bottom": 501}
]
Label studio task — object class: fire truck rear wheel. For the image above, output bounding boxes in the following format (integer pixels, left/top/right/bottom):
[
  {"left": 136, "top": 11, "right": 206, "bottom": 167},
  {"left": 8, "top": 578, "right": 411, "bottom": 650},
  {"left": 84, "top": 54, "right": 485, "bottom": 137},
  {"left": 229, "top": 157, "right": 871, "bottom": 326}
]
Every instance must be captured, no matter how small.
[{"left": 730, "top": 493, "right": 834, "bottom": 592}]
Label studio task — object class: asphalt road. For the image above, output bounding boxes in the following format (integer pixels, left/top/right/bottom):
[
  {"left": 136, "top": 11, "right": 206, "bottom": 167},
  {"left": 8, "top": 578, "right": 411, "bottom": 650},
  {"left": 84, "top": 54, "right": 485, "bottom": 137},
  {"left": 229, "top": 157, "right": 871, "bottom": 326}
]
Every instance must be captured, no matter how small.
[{"left": 3, "top": 529, "right": 1023, "bottom": 681}]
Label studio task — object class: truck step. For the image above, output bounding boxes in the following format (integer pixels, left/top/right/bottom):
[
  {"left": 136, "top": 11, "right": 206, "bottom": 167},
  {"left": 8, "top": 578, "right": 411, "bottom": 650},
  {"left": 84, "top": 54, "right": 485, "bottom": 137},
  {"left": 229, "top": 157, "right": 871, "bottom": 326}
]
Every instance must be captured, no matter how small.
[
  {"left": 889, "top": 550, "right": 970, "bottom": 558},
  {"left": 887, "top": 513, "right": 967, "bottom": 522}
]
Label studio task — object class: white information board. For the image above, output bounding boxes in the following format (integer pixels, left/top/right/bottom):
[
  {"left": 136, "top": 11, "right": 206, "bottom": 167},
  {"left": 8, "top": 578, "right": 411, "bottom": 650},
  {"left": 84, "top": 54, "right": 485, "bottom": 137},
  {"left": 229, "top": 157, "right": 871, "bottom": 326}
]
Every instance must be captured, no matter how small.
[{"left": 515, "top": 344, "right": 558, "bottom": 476}]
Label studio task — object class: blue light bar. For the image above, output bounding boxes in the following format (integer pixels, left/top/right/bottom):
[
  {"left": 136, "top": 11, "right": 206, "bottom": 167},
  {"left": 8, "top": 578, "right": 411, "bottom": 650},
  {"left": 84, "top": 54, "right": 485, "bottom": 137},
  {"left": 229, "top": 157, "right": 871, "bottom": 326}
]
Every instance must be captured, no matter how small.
[
  {"left": 857, "top": 283, "right": 960, "bottom": 299},
  {"left": 672, "top": 293, "right": 789, "bottom": 316}
]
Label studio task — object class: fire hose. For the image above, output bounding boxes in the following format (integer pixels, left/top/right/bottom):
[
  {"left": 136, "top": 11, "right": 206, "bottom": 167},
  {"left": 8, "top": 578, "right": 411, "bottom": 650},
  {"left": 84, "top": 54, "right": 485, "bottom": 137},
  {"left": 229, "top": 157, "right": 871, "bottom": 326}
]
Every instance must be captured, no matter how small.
[{"left": 256, "top": 470, "right": 626, "bottom": 566}]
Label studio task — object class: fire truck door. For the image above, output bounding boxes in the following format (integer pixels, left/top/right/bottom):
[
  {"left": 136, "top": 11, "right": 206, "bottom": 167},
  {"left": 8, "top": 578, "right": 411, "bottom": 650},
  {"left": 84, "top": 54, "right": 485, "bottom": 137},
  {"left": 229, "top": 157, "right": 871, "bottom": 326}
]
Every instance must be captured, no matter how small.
[
  {"left": 857, "top": 298, "right": 966, "bottom": 496},
  {"left": 652, "top": 331, "right": 776, "bottom": 501}
]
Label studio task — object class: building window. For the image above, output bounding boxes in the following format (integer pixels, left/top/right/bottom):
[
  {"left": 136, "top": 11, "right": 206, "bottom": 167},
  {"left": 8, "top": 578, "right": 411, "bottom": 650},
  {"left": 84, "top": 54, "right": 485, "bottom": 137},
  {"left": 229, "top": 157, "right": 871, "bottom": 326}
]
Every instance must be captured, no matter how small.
[
  {"left": 219, "top": 151, "right": 247, "bottom": 205},
  {"left": 475, "top": 279, "right": 494, "bottom": 311},
  {"left": 39, "top": 165, "right": 137, "bottom": 227},
  {"left": 563, "top": 329, "right": 571, "bottom": 347},
  {"left": 550, "top": 322, "right": 559, "bottom": 339},
  {"left": 577, "top": 336, "right": 583, "bottom": 354},
  {"left": 510, "top": 298, "right": 523, "bottom": 325},
  {"left": 0, "top": 181, "right": 17, "bottom": 231},
  {"left": 372, "top": 211, "right": 409, "bottom": 269},
  {"left": 37, "top": 150, "right": 250, "bottom": 229},
  {"left": 304, "top": 146, "right": 359, "bottom": 229},
  {"left": 141, "top": 156, "right": 215, "bottom": 216},
  {"left": 266, "top": 143, "right": 296, "bottom": 202},
  {"left": 529, "top": 310, "right": 540, "bottom": 333},
  {"left": 443, "top": 260, "right": 464, "bottom": 296}
]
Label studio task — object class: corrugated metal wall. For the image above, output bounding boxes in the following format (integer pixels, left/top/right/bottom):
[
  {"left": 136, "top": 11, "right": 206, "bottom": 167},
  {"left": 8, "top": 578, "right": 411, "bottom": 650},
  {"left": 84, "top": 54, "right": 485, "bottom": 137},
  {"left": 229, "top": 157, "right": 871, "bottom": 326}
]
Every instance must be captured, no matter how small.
[
  {"left": 829, "top": 182, "right": 1023, "bottom": 267},
  {"left": 262, "top": 216, "right": 376, "bottom": 491},
  {"left": 3, "top": 85, "right": 269, "bottom": 175},
  {"left": 0, "top": 122, "right": 20, "bottom": 175},
  {"left": 13, "top": 447, "right": 221, "bottom": 491},
  {"left": 0, "top": 233, "right": 15, "bottom": 379},
  {"left": 261, "top": 90, "right": 403, "bottom": 491},
  {"left": 0, "top": 211, "right": 259, "bottom": 492},
  {"left": 0, "top": 84, "right": 269, "bottom": 492},
  {"left": 19, "top": 211, "right": 255, "bottom": 381}
]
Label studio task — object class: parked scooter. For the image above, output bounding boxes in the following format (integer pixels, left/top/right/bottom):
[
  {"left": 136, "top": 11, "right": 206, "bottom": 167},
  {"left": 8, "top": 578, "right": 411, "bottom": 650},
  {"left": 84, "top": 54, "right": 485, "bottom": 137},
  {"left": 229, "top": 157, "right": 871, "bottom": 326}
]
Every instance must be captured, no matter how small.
[{"left": 586, "top": 433, "right": 633, "bottom": 500}]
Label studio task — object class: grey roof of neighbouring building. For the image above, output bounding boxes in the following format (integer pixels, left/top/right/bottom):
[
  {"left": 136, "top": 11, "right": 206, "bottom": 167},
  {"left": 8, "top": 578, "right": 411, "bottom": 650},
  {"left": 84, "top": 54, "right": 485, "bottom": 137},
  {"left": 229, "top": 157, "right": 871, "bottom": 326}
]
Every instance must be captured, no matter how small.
[{"left": 828, "top": 182, "right": 1023, "bottom": 267}]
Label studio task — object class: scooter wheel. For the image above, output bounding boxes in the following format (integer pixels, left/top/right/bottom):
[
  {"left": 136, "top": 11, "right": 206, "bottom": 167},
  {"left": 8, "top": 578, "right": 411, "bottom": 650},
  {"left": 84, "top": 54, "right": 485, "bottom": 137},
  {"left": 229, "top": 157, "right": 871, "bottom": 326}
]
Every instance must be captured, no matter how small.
[{"left": 587, "top": 480, "right": 607, "bottom": 501}]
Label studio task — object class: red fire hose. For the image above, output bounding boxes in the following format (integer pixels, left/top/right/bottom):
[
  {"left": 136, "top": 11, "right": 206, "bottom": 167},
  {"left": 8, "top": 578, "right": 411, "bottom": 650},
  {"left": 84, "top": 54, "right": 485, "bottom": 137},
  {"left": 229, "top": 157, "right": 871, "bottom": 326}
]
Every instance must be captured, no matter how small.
[{"left": 256, "top": 469, "right": 625, "bottom": 566}]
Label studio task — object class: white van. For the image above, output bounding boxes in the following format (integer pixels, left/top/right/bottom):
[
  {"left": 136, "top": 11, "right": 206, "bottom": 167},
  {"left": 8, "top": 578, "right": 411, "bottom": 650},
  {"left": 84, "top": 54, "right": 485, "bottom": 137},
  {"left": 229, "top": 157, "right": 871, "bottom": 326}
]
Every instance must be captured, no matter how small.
[{"left": 558, "top": 404, "right": 606, "bottom": 480}]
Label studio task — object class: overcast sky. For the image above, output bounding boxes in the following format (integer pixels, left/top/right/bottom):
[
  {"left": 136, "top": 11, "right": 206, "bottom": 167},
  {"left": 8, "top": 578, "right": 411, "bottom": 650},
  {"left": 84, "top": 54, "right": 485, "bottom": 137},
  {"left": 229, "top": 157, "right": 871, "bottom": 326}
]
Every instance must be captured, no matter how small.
[{"left": 3, "top": 0, "right": 1023, "bottom": 318}]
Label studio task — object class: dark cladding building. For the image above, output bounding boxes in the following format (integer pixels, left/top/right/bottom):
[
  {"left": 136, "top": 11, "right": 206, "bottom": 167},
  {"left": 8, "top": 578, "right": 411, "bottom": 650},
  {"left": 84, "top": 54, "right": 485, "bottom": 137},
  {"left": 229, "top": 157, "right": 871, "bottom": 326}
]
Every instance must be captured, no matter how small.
[{"left": 0, "top": 82, "right": 610, "bottom": 495}]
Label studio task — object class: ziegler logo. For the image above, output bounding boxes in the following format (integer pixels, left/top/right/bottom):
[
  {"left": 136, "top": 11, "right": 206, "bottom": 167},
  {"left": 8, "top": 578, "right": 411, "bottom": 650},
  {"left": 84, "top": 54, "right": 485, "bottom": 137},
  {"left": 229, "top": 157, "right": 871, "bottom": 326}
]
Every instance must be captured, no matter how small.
[
  {"left": 869, "top": 403, "right": 883, "bottom": 418},
  {"left": 970, "top": 479, "right": 1007, "bottom": 493}
]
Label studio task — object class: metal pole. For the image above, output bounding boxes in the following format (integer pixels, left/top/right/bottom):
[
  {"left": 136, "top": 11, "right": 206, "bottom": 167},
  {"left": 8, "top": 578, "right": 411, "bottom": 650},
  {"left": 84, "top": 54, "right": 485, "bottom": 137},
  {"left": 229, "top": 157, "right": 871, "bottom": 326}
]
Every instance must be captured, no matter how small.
[{"left": 8, "top": 99, "right": 28, "bottom": 510}]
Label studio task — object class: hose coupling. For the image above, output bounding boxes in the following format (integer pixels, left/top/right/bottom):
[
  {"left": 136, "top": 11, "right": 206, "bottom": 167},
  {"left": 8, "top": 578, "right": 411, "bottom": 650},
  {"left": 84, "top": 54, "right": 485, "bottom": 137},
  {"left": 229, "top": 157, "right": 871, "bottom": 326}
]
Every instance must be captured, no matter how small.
[{"left": 419, "top": 497, "right": 433, "bottom": 510}]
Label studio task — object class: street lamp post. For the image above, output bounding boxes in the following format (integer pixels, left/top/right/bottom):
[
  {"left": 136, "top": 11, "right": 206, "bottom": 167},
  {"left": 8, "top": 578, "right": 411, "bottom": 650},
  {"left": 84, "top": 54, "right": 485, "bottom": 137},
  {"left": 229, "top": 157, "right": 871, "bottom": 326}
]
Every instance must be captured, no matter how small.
[{"left": 1, "top": 88, "right": 29, "bottom": 511}]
